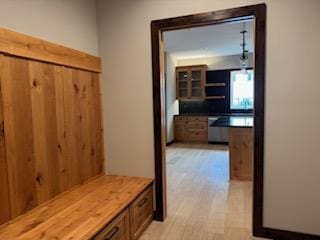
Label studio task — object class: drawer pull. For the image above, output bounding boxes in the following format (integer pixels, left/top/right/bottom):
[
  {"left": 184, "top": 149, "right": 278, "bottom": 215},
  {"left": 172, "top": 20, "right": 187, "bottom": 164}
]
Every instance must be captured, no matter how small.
[
  {"left": 138, "top": 197, "right": 148, "bottom": 207},
  {"left": 104, "top": 226, "right": 119, "bottom": 240}
]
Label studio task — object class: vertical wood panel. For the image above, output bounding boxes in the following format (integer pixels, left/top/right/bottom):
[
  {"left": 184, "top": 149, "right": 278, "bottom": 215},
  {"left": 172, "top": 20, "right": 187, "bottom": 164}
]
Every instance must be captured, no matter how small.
[
  {"left": 63, "top": 68, "right": 80, "bottom": 187},
  {"left": 91, "top": 73, "right": 103, "bottom": 176},
  {"left": 29, "top": 61, "right": 64, "bottom": 204},
  {"left": 63, "top": 67, "right": 103, "bottom": 186},
  {"left": 1, "top": 56, "right": 37, "bottom": 217},
  {"left": 55, "top": 68, "right": 68, "bottom": 192},
  {"left": 0, "top": 55, "right": 11, "bottom": 224}
]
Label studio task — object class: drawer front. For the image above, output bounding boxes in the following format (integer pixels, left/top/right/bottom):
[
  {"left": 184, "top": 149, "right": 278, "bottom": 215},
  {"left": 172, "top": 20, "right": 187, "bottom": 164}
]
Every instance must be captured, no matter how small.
[
  {"left": 93, "top": 209, "right": 130, "bottom": 240},
  {"left": 188, "top": 116, "right": 207, "bottom": 122},
  {"left": 188, "top": 121, "right": 207, "bottom": 131},
  {"left": 175, "top": 116, "right": 187, "bottom": 121},
  {"left": 129, "top": 185, "right": 153, "bottom": 240},
  {"left": 188, "top": 131, "right": 207, "bottom": 142}
]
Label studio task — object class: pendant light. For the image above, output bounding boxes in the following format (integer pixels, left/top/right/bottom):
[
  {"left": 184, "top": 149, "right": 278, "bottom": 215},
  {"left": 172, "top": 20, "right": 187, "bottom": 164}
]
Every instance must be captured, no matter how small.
[{"left": 240, "top": 22, "right": 249, "bottom": 72}]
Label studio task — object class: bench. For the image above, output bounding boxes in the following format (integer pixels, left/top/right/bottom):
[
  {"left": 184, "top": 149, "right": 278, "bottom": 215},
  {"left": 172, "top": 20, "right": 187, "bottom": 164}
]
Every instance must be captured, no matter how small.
[{"left": 0, "top": 175, "right": 154, "bottom": 240}]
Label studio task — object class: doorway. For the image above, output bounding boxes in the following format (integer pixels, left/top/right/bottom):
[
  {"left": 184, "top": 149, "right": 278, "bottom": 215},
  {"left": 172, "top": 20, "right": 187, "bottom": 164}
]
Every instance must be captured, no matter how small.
[{"left": 150, "top": 4, "right": 266, "bottom": 238}]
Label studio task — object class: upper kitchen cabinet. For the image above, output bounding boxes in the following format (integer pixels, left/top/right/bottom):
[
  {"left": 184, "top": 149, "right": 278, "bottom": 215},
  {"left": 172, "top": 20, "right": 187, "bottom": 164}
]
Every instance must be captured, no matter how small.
[{"left": 176, "top": 65, "right": 207, "bottom": 100}]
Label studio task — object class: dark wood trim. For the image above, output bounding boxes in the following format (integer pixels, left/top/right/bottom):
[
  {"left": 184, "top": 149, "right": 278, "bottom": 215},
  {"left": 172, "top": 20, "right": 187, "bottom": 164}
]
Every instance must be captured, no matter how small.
[
  {"left": 259, "top": 228, "right": 320, "bottom": 240},
  {"left": 151, "top": 4, "right": 319, "bottom": 239},
  {"left": 151, "top": 4, "right": 265, "bottom": 225}
]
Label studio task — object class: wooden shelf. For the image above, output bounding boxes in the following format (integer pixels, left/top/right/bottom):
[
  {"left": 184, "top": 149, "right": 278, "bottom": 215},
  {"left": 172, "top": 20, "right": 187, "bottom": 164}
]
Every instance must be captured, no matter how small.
[
  {"left": 191, "top": 79, "right": 201, "bottom": 81},
  {"left": 205, "top": 96, "right": 226, "bottom": 100},
  {"left": 205, "top": 83, "right": 226, "bottom": 87}
]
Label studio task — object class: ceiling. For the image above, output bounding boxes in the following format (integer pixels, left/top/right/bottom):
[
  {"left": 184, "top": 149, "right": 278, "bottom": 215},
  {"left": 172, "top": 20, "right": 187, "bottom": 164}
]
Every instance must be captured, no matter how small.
[{"left": 163, "top": 20, "right": 254, "bottom": 60}]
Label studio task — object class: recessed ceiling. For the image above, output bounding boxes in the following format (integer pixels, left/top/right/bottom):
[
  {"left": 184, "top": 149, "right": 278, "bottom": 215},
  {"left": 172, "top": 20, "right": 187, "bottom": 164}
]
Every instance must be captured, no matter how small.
[{"left": 163, "top": 20, "right": 254, "bottom": 60}]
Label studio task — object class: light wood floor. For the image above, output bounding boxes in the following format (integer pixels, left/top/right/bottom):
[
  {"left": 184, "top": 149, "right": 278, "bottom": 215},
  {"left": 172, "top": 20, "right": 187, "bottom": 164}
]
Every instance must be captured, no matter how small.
[{"left": 140, "top": 143, "right": 253, "bottom": 240}]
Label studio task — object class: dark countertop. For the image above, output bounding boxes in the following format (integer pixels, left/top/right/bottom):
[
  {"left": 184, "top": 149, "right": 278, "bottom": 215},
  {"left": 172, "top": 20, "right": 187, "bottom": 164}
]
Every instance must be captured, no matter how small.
[
  {"left": 210, "top": 116, "right": 253, "bottom": 128},
  {"left": 176, "top": 113, "right": 253, "bottom": 117}
]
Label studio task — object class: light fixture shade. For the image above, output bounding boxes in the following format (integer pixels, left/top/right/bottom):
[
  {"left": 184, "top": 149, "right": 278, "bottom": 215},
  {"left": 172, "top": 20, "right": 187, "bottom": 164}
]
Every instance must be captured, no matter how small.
[{"left": 240, "top": 56, "right": 248, "bottom": 70}]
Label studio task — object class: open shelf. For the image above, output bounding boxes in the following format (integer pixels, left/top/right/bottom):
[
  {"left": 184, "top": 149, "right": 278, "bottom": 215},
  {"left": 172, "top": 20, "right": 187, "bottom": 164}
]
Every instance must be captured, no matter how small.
[
  {"left": 205, "top": 82, "right": 226, "bottom": 87},
  {"left": 205, "top": 96, "right": 226, "bottom": 100}
]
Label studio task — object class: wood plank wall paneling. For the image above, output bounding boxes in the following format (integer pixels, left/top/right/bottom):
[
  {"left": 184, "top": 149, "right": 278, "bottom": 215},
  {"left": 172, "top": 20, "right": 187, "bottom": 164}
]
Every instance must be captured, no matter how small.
[
  {"left": 0, "top": 28, "right": 101, "bottom": 73},
  {"left": 0, "top": 55, "right": 11, "bottom": 225},
  {"left": 0, "top": 56, "right": 37, "bottom": 218},
  {"left": 0, "top": 55, "right": 104, "bottom": 221},
  {"left": 63, "top": 68, "right": 103, "bottom": 186},
  {"left": 29, "top": 61, "right": 64, "bottom": 204}
]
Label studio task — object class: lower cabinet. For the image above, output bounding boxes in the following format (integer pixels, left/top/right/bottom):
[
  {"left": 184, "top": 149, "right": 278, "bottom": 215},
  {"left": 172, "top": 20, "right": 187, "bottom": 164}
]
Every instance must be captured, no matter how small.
[
  {"left": 174, "top": 116, "right": 208, "bottom": 143},
  {"left": 93, "top": 209, "right": 130, "bottom": 240},
  {"left": 92, "top": 185, "right": 153, "bottom": 240},
  {"left": 130, "top": 185, "right": 153, "bottom": 240}
]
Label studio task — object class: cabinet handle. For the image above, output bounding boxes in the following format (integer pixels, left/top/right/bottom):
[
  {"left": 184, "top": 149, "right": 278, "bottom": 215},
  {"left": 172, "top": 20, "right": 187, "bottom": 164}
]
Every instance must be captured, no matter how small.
[
  {"left": 104, "top": 226, "right": 119, "bottom": 240},
  {"left": 138, "top": 197, "right": 148, "bottom": 207}
]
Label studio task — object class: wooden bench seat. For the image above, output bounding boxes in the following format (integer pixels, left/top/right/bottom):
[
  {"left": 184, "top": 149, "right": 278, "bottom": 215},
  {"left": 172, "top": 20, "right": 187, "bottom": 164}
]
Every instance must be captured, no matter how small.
[{"left": 0, "top": 175, "right": 154, "bottom": 240}]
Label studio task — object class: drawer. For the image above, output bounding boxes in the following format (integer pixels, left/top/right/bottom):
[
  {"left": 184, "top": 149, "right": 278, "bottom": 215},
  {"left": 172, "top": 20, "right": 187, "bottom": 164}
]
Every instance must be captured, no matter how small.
[
  {"left": 129, "top": 185, "right": 153, "bottom": 240},
  {"left": 93, "top": 209, "right": 130, "bottom": 240},
  {"left": 188, "top": 121, "right": 207, "bottom": 130},
  {"left": 175, "top": 116, "right": 187, "bottom": 121},
  {"left": 188, "top": 116, "right": 207, "bottom": 122},
  {"left": 188, "top": 131, "right": 207, "bottom": 142}
]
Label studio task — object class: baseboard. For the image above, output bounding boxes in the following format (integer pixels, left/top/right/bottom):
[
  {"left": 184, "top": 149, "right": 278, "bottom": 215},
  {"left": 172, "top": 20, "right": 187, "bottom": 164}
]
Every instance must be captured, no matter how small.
[
  {"left": 208, "top": 141, "right": 229, "bottom": 145},
  {"left": 153, "top": 210, "right": 164, "bottom": 221},
  {"left": 166, "top": 140, "right": 175, "bottom": 146},
  {"left": 255, "top": 227, "right": 320, "bottom": 240}
]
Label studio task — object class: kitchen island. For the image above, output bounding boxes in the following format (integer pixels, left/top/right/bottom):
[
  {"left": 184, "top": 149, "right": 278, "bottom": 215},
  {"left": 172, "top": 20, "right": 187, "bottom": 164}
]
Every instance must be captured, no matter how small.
[{"left": 210, "top": 116, "right": 253, "bottom": 181}]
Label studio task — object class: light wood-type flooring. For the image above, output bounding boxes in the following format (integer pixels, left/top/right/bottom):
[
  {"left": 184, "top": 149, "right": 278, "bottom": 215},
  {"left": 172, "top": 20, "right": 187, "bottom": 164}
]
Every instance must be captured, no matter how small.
[{"left": 140, "top": 143, "right": 253, "bottom": 240}]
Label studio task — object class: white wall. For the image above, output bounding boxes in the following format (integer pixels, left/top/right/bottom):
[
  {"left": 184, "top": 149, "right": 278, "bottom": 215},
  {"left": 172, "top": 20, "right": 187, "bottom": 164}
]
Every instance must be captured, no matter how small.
[
  {"left": 177, "top": 53, "right": 254, "bottom": 70},
  {"left": 165, "top": 53, "right": 179, "bottom": 143},
  {"left": 97, "top": 0, "right": 320, "bottom": 236},
  {"left": 0, "top": 0, "right": 99, "bottom": 55}
]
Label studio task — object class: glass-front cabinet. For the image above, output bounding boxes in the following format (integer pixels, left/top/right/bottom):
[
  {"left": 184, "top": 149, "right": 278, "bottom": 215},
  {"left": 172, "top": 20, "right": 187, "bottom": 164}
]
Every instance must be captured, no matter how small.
[{"left": 176, "top": 65, "right": 206, "bottom": 100}]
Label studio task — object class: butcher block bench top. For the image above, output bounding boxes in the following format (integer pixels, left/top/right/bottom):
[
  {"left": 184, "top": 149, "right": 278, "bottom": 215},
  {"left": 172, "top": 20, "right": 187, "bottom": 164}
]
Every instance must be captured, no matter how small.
[{"left": 0, "top": 175, "right": 154, "bottom": 240}]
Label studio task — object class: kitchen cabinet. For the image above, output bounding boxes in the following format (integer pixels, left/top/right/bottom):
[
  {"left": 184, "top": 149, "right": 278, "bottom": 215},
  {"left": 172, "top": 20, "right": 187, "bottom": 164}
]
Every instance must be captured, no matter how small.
[
  {"left": 174, "top": 116, "right": 207, "bottom": 143},
  {"left": 176, "top": 65, "right": 207, "bottom": 100}
]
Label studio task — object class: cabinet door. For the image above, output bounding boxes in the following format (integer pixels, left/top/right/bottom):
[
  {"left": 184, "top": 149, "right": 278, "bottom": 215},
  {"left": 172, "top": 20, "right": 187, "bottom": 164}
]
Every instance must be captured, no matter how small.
[
  {"left": 63, "top": 67, "right": 103, "bottom": 186},
  {"left": 174, "top": 120, "right": 187, "bottom": 141},
  {"left": 190, "top": 67, "right": 205, "bottom": 99},
  {"left": 129, "top": 185, "right": 153, "bottom": 240},
  {"left": 176, "top": 68, "right": 189, "bottom": 99}
]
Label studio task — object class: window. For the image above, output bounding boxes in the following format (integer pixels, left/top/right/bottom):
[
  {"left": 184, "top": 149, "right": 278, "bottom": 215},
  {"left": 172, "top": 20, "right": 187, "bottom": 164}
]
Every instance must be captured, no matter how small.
[{"left": 230, "top": 70, "right": 254, "bottom": 110}]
